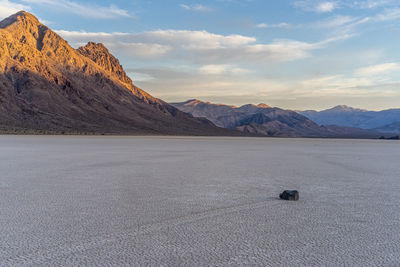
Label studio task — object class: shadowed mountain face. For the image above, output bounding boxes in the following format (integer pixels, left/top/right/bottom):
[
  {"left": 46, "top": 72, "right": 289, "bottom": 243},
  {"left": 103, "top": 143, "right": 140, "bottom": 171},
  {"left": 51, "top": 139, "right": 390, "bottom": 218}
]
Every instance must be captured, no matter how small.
[
  {"left": 374, "top": 121, "right": 400, "bottom": 134},
  {"left": 300, "top": 105, "right": 400, "bottom": 132},
  {"left": 0, "top": 11, "right": 239, "bottom": 135},
  {"left": 171, "top": 99, "right": 381, "bottom": 138}
]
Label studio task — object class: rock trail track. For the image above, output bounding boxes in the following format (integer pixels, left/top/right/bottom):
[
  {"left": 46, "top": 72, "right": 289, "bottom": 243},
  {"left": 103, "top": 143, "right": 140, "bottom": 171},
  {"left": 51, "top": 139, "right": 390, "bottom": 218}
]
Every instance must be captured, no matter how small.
[{"left": 3, "top": 198, "right": 280, "bottom": 266}]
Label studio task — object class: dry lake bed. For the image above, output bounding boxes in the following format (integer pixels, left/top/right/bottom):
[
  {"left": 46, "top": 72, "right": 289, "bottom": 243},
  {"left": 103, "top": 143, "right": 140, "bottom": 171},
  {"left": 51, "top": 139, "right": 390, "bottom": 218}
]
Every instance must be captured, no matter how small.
[{"left": 0, "top": 136, "right": 399, "bottom": 266}]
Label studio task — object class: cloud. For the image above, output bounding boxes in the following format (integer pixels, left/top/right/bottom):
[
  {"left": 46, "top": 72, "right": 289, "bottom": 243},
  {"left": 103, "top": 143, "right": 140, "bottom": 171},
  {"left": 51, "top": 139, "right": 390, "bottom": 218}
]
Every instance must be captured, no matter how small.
[
  {"left": 311, "top": 15, "right": 370, "bottom": 36},
  {"left": 199, "top": 64, "right": 247, "bottom": 75},
  {"left": 315, "top": 7, "right": 400, "bottom": 37},
  {"left": 54, "top": 27, "right": 370, "bottom": 109},
  {"left": 109, "top": 42, "right": 172, "bottom": 58},
  {"left": 310, "top": 5, "right": 400, "bottom": 37},
  {"left": 301, "top": 75, "right": 374, "bottom": 90},
  {"left": 296, "top": 63, "right": 400, "bottom": 103},
  {"left": 127, "top": 72, "right": 155, "bottom": 82},
  {"left": 256, "top": 22, "right": 292, "bottom": 29},
  {"left": 294, "top": 74, "right": 400, "bottom": 108},
  {"left": 315, "top": 15, "right": 359, "bottom": 28},
  {"left": 142, "top": 30, "right": 256, "bottom": 50},
  {"left": 294, "top": 0, "right": 399, "bottom": 13},
  {"left": 20, "top": 0, "right": 131, "bottom": 19},
  {"left": 293, "top": 0, "right": 400, "bottom": 37},
  {"left": 56, "top": 29, "right": 349, "bottom": 64},
  {"left": 131, "top": 66, "right": 400, "bottom": 110},
  {"left": 355, "top": 63, "right": 400, "bottom": 76},
  {"left": 294, "top": 1, "right": 338, "bottom": 13},
  {"left": 0, "top": 0, "right": 30, "bottom": 19},
  {"left": 373, "top": 8, "right": 400, "bottom": 22},
  {"left": 129, "top": 66, "right": 290, "bottom": 103},
  {"left": 351, "top": 0, "right": 397, "bottom": 9},
  {"left": 316, "top": 2, "right": 337, "bottom": 12},
  {"left": 179, "top": 4, "right": 213, "bottom": 12}
]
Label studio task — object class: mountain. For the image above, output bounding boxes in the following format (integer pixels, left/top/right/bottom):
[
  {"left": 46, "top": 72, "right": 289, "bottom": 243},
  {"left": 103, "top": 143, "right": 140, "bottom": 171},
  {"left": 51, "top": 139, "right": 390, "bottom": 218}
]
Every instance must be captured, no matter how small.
[
  {"left": 300, "top": 105, "right": 400, "bottom": 131},
  {"left": 171, "top": 99, "right": 380, "bottom": 138},
  {"left": 374, "top": 121, "right": 400, "bottom": 134},
  {"left": 0, "top": 11, "right": 239, "bottom": 135}
]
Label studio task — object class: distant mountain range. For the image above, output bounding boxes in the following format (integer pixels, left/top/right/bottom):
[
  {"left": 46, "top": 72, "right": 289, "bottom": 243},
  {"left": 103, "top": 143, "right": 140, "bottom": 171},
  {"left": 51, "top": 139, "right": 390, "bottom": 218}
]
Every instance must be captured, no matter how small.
[
  {"left": 171, "top": 100, "right": 382, "bottom": 138},
  {"left": 300, "top": 105, "right": 400, "bottom": 133},
  {"left": 375, "top": 121, "right": 400, "bottom": 134},
  {"left": 0, "top": 11, "right": 238, "bottom": 135}
]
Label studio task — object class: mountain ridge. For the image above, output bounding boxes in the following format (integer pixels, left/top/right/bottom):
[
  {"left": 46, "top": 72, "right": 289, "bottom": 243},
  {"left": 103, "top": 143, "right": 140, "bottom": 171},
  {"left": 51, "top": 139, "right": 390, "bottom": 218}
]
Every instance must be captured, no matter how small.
[
  {"left": 0, "top": 11, "right": 240, "bottom": 135},
  {"left": 300, "top": 105, "right": 400, "bottom": 130},
  {"left": 171, "top": 99, "right": 381, "bottom": 138}
]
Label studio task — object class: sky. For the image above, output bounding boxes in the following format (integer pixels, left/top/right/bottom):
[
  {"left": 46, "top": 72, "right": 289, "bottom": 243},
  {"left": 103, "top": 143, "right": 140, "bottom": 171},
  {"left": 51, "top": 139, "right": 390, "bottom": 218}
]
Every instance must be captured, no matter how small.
[{"left": 1, "top": 0, "right": 400, "bottom": 110}]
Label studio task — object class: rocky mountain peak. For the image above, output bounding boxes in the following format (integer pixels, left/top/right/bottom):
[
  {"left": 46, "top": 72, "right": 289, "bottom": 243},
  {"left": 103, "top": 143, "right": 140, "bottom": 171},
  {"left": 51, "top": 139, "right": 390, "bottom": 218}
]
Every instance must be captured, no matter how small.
[
  {"left": 0, "top": 11, "right": 48, "bottom": 41},
  {"left": 257, "top": 103, "right": 271, "bottom": 108},
  {"left": 0, "top": 11, "right": 41, "bottom": 29},
  {"left": 0, "top": 11, "right": 51, "bottom": 52},
  {"left": 328, "top": 105, "right": 366, "bottom": 112},
  {"left": 78, "top": 42, "right": 132, "bottom": 85},
  {"left": 183, "top": 99, "right": 202, "bottom": 105},
  {"left": 0, "top": 10, "right": 76, "bottom": 64}
]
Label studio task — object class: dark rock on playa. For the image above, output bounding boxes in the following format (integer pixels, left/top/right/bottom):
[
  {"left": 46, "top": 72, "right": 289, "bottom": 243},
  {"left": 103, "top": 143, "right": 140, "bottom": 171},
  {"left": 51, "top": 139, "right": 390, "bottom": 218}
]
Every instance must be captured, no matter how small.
[{"left": 279, "top": 190, "right": 299, "bottom": 201}]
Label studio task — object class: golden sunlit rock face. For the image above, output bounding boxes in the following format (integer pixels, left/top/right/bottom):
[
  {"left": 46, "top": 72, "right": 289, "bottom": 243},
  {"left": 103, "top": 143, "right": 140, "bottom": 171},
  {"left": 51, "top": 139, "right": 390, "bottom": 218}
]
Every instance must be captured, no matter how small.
[
  {"left": 0, "top": 11, "right": 236, "bottom": 135},
  {"left": 78, "top": 42, "right": 133, "bottom": 85}
]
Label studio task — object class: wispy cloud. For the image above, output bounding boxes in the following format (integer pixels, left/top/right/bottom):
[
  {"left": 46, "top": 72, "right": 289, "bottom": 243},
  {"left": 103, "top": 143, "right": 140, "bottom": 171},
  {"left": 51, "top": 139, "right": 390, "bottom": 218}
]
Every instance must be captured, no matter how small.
[
  {"left": 294, "top": 1, "right": 338, "bottom": 13},
  {"left": 351, "top": 0, "right": 397, "bottom": 9},
  {"left": 297, "top": 74, "right": 399, "bottom": 102},
  {"left": 179, "top": 4, "right": 213, "bottom": 12},
  {"left": 0, "top": 0, "right": 29, "bottom": 19},
  {"left": 294, "top": 0, "right": 399, "bottom": 13},
  {"left": 56, "top": 29, "right": 349, "bottom": 64},
  {"left": 355, "top": 63, "right": 400, "bottom": 76},
  {"left": 127, "top": 72, "right": 155, "bottom": 82},
  {"left": 315, "top": 15, "right": 359, "bottom": 28},
  {"left": 308, "top": 5, "right": 400, "bottom": 38},
  {"left": 294, "top": 62, "right": 400, "bottom": 104},
  {"left": 132, "top": 66, "right": 400, "bottom": 110},
  {"left": 316, "top": 1, "right": 337, "bottom": 12},
  {"left": 57, "top": 30, "right": 171, "bottom": 58},
  {"left": 256, "top": 22, "right": 292, "bottom": 29},
  {"left": 199, "top": 64, "right": 247, "bottom": 75},
  {"left": 20, "top": 0, "right": 131, "bottom": 19},
  {"left": 373, "top": 8, "right": 400, "bottom": 22}
]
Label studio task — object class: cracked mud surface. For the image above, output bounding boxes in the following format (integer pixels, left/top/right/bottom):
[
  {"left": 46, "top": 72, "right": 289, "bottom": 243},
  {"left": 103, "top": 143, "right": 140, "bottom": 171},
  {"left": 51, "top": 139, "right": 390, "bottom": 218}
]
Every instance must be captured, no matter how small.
[{"left": 0, "top": 136, "right": 399, "bottom": 266}]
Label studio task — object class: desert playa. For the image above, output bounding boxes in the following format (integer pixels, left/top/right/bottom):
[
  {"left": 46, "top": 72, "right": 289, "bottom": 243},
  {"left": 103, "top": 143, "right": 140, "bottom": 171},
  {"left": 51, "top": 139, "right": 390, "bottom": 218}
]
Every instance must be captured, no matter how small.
[{"left": 1, "top": 136, "right": 399, "bottom": 266}]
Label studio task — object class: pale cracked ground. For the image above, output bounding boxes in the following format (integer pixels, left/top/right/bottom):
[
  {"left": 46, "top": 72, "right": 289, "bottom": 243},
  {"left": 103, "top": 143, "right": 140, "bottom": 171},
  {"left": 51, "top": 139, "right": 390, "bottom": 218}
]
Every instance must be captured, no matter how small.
[{"left": 0, "top": 136, "right": 399, "bottom": 266}]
